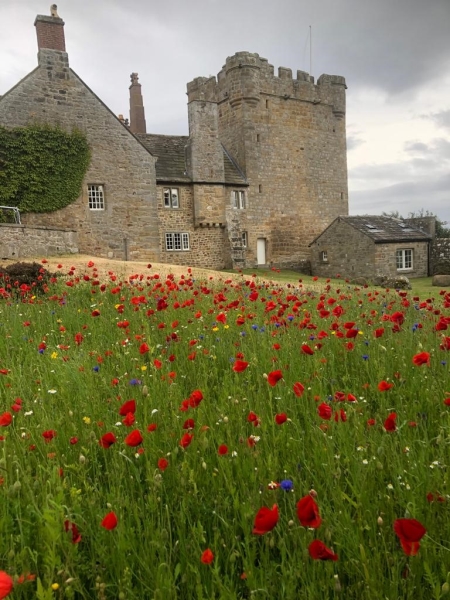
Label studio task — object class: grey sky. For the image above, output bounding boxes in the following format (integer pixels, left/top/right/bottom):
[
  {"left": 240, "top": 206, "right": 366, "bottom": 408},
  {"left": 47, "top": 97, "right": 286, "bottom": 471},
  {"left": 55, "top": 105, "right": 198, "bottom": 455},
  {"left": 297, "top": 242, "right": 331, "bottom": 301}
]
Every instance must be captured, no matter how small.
[{"left": 1, "top": 0, "right": 449, "bottom": 221}]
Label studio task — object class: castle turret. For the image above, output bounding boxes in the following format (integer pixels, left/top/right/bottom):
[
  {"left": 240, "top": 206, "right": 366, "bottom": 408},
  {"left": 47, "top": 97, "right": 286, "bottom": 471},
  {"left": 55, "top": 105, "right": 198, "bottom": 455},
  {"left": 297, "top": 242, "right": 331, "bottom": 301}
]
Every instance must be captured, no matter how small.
[{"left": 129, "top": 73, "right": 147, "bottom": 134}]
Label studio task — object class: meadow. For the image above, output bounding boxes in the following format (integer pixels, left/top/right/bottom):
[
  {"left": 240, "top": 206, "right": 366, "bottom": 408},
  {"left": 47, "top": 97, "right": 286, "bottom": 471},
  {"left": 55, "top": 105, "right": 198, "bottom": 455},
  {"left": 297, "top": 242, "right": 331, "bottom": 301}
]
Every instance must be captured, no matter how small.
[{"left": 0, "top": 260, "right": 449, "bottom": 599}]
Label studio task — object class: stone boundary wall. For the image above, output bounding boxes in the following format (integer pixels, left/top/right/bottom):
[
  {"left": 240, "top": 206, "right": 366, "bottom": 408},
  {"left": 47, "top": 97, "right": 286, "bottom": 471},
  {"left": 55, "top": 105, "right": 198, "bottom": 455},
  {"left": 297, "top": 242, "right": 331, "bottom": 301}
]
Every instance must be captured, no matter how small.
[
  {"left": 431, "top": 238, "right": 450, "bottom": 275},
  {"left": 0, "top": 223, "right": 78, "bottom": 260}
]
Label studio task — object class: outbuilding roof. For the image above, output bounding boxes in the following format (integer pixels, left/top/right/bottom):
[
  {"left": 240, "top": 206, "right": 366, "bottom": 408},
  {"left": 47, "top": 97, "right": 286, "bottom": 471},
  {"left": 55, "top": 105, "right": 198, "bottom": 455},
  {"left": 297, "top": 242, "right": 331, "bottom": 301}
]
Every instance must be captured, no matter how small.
[{"left": 310, "top": 215, "right": 432, "bottom": 245}]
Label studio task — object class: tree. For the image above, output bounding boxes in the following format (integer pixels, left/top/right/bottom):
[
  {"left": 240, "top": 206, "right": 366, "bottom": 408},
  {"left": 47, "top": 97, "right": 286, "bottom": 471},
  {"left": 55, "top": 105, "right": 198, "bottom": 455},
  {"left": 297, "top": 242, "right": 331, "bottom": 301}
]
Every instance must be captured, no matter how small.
[{"left": 382, "top": 209, "right": 450, "bottom": 238}]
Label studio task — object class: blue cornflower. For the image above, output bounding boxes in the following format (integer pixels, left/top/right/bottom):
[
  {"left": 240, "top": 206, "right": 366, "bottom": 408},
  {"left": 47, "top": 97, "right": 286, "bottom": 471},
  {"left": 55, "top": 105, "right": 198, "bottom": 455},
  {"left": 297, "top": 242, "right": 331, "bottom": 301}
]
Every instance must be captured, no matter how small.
[
  {"left": 362, "top": 354, "right": 369, "bottom": 361},
  {"left": 129, "top": 378, "right": 142, "bottom": 386},
  {"left": 280, "top": 479, "right": 294, "bottom": 492},
  {"left": 252, "top": 324, "right": 259, "bottom": 330},
  {"left": 287, "top": 315, "right": 294, "bottom": 321},
  {"left": 441, "top": 361, "right": 447, "bottom": 366},
  {"left": 93, "top": 365, "right": 100, "bottom": 372}
]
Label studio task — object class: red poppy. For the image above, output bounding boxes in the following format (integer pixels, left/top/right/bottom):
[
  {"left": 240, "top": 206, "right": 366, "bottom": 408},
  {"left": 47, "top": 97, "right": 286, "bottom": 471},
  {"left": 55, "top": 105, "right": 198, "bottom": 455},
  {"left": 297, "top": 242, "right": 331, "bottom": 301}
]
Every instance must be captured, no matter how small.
[
  {"left": 275, "top": 413, "right": 287, "bottom": 425},
  {"left": 317, "top": 403, "right": 332, "bottom": 420},
  {"left": 233, "top": 360, "right": 249, "bottom": 373},
  {"left": 119, "top": 400, "right": 136, "bottom": 415},
  {"left": 378, "top": 380, "right": 394, "bottom": 392},
  {"left": 390, "top": 311, "right": 404, "bottom": 325},
  {"left": 158, "top": 458, "right": 169, "bottom": 471},
  {"left": 367, "top": 418, "right": 376, "bottom": 427},
  {"left": 180, "top": 433, "right": 193, "bottom": 448},
  {"left": 124, "top": 430, "right": 143, "bottom": 447},
  {"left": 64, "top": 520, "right": 82, "bottom": 544},
  {"left": 393, "top": 518, "right": 427, "bottom": 556},
  {"left": 0, "top": 412, "right": 12, "bottom": 427},
  {"left": 267, "top": 370, "right": 283, "bottom": 386},
  {"left": 42, "top": 430, "right": 57, "bottom": 441},
  {"left": 218, "top": 444, "right": 228, "bottom": 455},
  {"left": 308, "top": 539, "right": 338, "bottom": 561},
  {"left": 69, "top": 437, "right": 79, "bottom": 445},
  {"left": 384, "top": 412, "right": 397, "bottom": 432},
  {"left": 412, "top": 352, "right": 430, "bottom": 366},
  {"left": 99, "top": 432, "right": 117, "bottom": 448},
  {"left": 301, "top": 344, "right": 314, "bottom": 355},
  {"left": 334, "top": 409, "right": 347, "bottom": 422},
  {"left": 101, "top": 511, "right": 118, "bottom": 530},
  {"left": 292, "top": 382, "right": 305, "bottom": 397},
  {"left": 122, "top": 412, "right": 135, "bottom": 427},
  {"left": 0, "top": 571, "right": 13, "bottom": 599},
  {"left": 252, "top": 504, "right": 279, "bottom": 535},
  {"left": 139, "top": 342, "right": 150, "bottom": 355},
  {"left": 297, "top": 495, "right": 322, "bottom": 528},
  {"left": 201, "top": 548, "right": 214, "bottom": 564},
  {"left": 346, "top": 328, "right": 359, "bottom": 339},
  {"left": 188, "top": 390, "right": 203, "bottom": 407},
  {"left": 183, "top": 419, "right": 195, "bottom": 430}
]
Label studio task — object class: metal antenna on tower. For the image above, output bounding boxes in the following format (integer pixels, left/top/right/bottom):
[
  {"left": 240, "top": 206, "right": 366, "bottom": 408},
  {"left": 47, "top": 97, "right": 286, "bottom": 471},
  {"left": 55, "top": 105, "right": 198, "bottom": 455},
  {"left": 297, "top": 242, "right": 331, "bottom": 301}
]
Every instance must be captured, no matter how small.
[{"left": 309, "top": 25, "right": 312, "bottom": 76}]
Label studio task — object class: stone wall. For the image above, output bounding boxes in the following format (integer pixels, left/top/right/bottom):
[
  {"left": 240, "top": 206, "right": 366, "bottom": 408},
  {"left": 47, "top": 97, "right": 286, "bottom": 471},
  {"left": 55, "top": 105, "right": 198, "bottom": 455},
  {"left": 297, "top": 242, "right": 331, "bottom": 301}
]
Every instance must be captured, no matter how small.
[
  {"left": 431, "top": 238, "right": 450, "bottom": 275},
  {"left": 0, "top": 48, "right": 159, "bottom": 262},
  {"left": 0, "top": 223, "right": 77, "bottom": 259},
  {"left": 157, "top": 185, "right": 230, "bottom": 269},
  {"left": 374, "top": 242, "right": 428, "bottom": 278},
  {"left": 310, "top": 220, "right": 375, "bottom": 278},
  {"left": 187, "top": 52, "right": 348, "bottom": 269},
  {"left": 310, "top": 219, "right": 429, "bottom": 279}
]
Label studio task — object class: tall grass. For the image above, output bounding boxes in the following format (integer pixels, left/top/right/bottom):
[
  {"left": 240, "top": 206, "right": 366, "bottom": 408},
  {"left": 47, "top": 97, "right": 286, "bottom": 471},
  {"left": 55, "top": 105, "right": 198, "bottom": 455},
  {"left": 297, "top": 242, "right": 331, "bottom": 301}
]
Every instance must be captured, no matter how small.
[{"left": 0, "top": 262, "right": 449, "bottom": 599}]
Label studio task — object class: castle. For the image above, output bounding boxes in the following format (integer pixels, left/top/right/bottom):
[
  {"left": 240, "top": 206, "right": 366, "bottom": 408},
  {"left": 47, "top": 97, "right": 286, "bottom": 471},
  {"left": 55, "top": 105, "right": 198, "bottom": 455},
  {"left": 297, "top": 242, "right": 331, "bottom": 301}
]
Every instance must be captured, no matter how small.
[{"left": 0, "top": 8, "right": 348, "bottom": 270}]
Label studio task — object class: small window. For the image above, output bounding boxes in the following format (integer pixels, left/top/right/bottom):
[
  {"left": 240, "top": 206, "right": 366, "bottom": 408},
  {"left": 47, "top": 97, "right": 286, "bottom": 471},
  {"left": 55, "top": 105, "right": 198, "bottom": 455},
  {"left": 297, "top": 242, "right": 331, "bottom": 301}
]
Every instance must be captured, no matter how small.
[
  {"left": 163, "top": 188, "right": 179, "bottom": 209},
  {"left": 241, "top": 231, "right": 248, "bottom": 248},
  {"left": 320, "top": 250, "right": 328, "bottom": 263},
  {"left": 396, "top": 249, "right": 413, "bottom": 270},
  {"left": 259, "top": 185, "right": 263, "bottom": 194},
  {"left": 266, "top": 99, "right": 269, "bottom": 109},
  {"left": 233, "top": 190, "right": 245, "bottom": 209},
  {"left": 88, "top": 185, "right": 105, "bottom": 210},
  {"left": 165, "top": 232, "right": 190, "bottom": 252}
]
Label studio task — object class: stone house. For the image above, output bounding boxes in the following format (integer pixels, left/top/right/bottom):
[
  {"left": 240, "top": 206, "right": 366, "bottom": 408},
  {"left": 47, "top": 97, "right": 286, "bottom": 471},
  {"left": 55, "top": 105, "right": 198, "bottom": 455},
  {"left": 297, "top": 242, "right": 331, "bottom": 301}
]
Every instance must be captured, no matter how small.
[
  {"left": 0, "top": 8, "right": 348, "bottom": 269},
  {"left": 309, "top": 216, "right": 432, "bottom": 280}
]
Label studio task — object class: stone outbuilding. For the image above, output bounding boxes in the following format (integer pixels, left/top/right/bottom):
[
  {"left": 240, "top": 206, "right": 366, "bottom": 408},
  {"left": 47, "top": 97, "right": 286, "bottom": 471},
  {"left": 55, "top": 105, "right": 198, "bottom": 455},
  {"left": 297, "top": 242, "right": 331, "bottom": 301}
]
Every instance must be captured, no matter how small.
[{"left": 309, "top": 215, "right": 432, "bottom": 280}]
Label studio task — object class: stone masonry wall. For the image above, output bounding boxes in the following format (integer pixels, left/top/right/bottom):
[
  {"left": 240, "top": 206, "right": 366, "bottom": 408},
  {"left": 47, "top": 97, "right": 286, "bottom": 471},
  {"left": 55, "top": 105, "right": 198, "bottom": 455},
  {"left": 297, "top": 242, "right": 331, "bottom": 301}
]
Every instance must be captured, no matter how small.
[
  {"left": 310, "top": 220, "right": 375, "bottom": 278},
  {"left": 374, "top": 242, "right": 428, "bottom": 278},
  {"left": 0, "top": 224, "right": 77, "bottom": 259},
  {"left": 0, "top": 49, "right": 159, "bottom": 262},
  {"left": 187, "top": 53, "right": 348, "bottom": 269},
  {"left": 157, "top": 185, "right": 230, "bottom": 269}
]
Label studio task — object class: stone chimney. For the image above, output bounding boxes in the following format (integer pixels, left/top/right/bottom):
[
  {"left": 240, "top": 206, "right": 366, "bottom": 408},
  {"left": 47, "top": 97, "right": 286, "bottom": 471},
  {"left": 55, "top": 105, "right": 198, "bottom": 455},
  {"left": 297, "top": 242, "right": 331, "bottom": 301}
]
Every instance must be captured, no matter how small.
[
  {"left": 34, "top": 5, "right": 69, "bottom": 76},
  {"left": 129, "top": 73, "right": 147, "bottom": 134}
]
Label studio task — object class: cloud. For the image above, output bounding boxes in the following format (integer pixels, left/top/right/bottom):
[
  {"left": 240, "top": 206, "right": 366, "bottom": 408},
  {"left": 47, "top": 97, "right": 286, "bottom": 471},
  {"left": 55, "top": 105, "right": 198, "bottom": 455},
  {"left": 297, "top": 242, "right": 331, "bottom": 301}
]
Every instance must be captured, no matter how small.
[
  {"left": 347, "top": 135, "right": 365, "bottom": 151},
  {"left": 424, "top": 109, "right": 450, "bottom": 131}
]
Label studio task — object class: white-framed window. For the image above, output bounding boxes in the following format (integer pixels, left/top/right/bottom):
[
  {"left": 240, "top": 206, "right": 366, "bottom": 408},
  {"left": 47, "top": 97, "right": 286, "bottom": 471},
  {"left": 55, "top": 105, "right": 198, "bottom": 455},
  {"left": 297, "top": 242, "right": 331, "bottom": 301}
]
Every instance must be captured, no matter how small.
[
  {"left": 320, "top": 250, "right": 328, "bottom": 263},
  {"left": 88, "top": 185, "right": 105, "bottom": 210},
  {"left": 165, "top": 232, "right": 190, "bottom": 252},
  {"left": 163, "top": 188, "right": 179, "bottom": 209},
  {"left": 396, "top": 249, "right": 413, "bottom": 270},
  {"left": 241, "top": 231, "right": 248, "bottom": 248},
  {"left": 233, "top": 190, "right": 246, "bottom": 209}
]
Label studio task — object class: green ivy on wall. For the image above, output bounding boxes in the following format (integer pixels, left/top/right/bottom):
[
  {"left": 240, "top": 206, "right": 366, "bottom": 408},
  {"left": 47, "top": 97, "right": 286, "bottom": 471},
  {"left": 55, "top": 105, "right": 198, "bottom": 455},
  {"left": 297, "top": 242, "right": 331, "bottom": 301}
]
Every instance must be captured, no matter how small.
[{"left": 0, "top": 124, "right": 90, "bottom": 213}]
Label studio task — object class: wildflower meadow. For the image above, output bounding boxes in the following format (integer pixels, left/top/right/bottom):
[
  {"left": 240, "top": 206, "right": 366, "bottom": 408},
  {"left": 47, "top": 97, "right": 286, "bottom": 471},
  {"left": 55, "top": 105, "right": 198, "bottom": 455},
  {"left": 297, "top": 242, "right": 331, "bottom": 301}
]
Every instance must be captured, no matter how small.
[{"left": 0, "top": 260, "right": 449, "bottom": 599}]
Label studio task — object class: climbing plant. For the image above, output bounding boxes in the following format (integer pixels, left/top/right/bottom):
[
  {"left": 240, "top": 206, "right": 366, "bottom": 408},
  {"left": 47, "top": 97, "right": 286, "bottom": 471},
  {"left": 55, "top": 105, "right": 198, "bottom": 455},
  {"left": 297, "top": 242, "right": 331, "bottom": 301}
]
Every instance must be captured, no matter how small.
[{"left": 0, "top": 124, "right": 91, "bottom": 213}]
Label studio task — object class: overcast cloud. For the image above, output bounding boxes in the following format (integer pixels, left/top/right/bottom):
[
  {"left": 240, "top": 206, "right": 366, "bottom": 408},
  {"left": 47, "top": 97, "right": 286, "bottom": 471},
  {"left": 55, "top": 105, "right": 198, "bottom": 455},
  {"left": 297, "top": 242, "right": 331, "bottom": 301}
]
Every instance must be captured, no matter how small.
[{"left": 1, "top": 0, "right": 449, "bottom": 222}]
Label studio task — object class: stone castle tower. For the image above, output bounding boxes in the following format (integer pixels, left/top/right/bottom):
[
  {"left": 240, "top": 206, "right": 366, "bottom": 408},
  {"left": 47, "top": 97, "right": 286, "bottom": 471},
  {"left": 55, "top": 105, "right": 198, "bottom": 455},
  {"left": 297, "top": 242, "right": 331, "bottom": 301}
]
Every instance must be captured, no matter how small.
[{"left": 186, "top": 52, "right": 348, "bottom": 268}]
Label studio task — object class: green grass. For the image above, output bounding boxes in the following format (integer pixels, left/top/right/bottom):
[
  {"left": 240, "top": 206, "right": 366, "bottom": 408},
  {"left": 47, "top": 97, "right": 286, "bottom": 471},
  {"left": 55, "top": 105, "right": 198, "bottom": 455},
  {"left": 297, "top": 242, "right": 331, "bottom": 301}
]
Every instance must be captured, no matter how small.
[{"left": 0, "top": 261, "right": 449, "bottom": 599}]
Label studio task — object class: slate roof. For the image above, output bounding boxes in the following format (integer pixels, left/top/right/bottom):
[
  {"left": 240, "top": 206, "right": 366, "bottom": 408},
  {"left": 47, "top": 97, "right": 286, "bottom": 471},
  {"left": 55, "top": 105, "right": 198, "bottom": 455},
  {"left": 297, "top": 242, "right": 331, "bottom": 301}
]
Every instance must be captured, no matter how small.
[
  {"left": 137, "top": 134, "right": 247, "bottom": 185},
  {"left": 310, "top": 215, "right": 432, "bottom": 246}
]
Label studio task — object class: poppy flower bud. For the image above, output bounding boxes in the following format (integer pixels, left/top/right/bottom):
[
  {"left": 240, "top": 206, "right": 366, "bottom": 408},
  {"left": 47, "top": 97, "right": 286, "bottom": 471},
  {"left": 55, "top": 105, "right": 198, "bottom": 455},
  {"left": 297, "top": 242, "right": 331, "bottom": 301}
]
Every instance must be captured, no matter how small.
[
  {"left": 142, "top": 385, "right": 148, "bottom": 397},
  {"left": 79, "top": 455, "right": 86, "bottom": 464},
  {"left": 309, "top": 489, "right": 318, "bottom": 498},
  {"left": 442, "top": 582, "right": 449, "bottom": 594},
  {"left": 377, "top": 516, "right": 384, "bottom": 526}
]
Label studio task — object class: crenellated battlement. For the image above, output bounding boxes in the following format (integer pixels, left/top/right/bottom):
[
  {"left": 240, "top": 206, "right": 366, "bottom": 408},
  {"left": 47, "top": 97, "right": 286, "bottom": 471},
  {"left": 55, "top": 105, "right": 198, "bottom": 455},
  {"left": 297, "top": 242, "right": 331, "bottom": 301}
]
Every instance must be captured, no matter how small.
[{"left": 187, "top": 51, "right": 346, "bottom": 116}]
